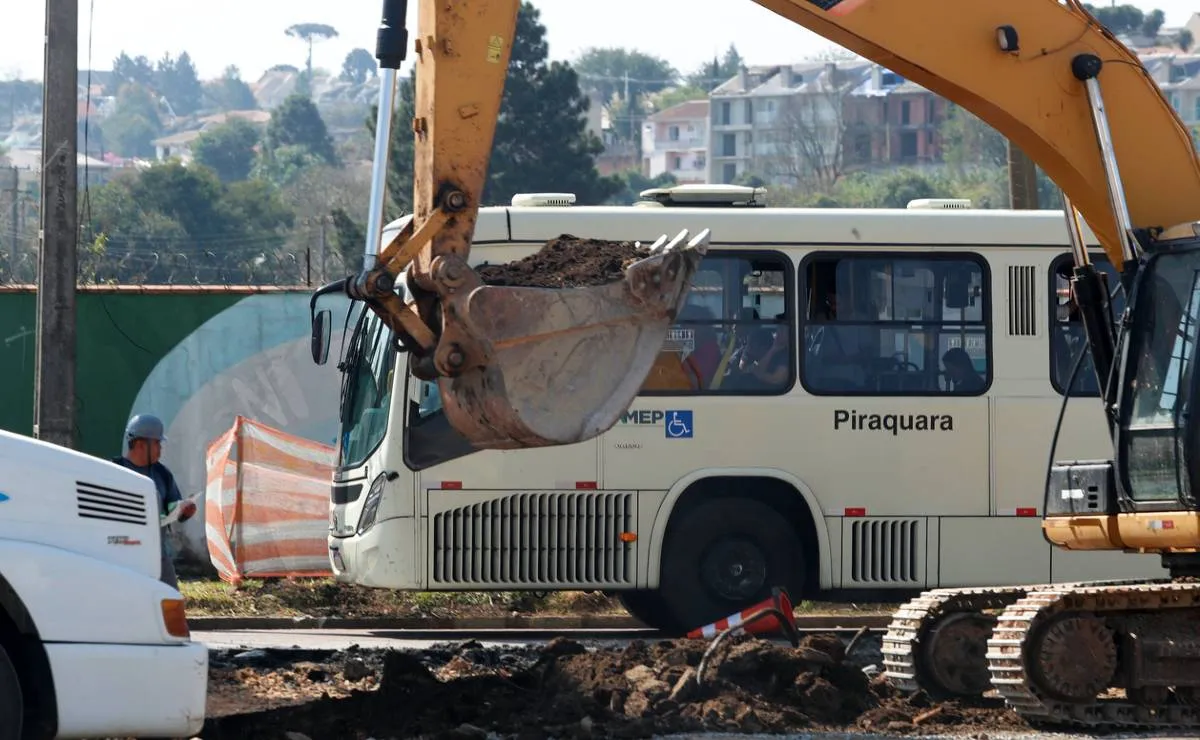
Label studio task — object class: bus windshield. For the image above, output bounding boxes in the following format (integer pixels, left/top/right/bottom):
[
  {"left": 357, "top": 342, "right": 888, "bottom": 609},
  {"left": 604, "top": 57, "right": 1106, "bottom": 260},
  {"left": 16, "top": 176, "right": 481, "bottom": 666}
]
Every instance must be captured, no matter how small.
[{"left": 338, "top": 305, "right": 397, "bottom": 470}]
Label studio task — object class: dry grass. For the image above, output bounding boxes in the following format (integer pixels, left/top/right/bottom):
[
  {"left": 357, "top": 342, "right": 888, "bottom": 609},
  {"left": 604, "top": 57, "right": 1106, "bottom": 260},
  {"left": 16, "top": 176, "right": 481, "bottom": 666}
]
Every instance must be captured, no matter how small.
[{"left": 179, "top": 576, "right": 898, "bottom": 620}]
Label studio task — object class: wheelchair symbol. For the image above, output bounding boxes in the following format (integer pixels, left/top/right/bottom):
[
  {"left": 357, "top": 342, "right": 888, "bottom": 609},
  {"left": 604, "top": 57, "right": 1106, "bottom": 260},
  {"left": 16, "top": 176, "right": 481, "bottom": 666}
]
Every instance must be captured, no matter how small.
[{"left": 665, "top": 410, "right": 693, "bottom": 439}]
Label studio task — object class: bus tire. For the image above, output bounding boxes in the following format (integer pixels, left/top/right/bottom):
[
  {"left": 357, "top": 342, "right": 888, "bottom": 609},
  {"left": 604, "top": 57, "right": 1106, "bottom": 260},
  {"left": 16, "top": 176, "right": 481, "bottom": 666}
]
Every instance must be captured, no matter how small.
[
  {"left": 617, "top": 590, "right": 676, "bottom": 632},
  {"left": 658, "top": 497, "right": 803, "bottom": 634},
  {"left": 0, "top": 643, "right": 23, "bottom": 740}
]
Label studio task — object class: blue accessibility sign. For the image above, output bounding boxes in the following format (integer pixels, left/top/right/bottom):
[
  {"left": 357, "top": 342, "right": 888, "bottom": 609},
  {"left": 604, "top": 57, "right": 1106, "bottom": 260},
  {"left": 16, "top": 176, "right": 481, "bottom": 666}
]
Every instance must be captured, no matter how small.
[{"left": 664, "top": 410, "right": 693, "bottom": 439}]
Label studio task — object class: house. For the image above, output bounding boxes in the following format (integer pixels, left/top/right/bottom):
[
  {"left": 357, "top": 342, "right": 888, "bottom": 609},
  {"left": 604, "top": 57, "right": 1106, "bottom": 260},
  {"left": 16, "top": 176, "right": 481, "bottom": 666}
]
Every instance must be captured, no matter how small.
[
  {"left": 151, "top": 109, "right": 272, "bottom": 163},
  {"left": 641, "top": 99, "right": 708, "bottom": 183}
]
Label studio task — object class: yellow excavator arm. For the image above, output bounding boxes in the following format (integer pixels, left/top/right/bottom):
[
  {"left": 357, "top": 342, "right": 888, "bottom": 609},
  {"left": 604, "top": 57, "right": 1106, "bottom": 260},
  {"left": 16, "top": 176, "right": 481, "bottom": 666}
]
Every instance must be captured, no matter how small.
[{"left": 322, "top": 0, "right": 1200, "bottom": 452}]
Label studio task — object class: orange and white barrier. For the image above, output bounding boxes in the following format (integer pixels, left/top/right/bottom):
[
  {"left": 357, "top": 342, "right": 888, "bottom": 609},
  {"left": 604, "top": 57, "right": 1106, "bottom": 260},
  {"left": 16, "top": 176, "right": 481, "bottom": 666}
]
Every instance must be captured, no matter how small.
[{"left": 204, "top": 415, "right": 335, "bottom": 585}]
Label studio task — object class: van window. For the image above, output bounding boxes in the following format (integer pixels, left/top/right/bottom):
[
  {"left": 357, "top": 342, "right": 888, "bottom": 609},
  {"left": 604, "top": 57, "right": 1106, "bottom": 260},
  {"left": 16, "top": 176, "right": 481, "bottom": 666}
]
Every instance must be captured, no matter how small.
[
  {"left": 800, "top": 253, "right": 991, "bottom": 395},
  {"left": 639, "top": 251, "right": 794, "bottom": 396},
  {"left": 1049, "top": 253, "right": 1125, "bottom": 396}
]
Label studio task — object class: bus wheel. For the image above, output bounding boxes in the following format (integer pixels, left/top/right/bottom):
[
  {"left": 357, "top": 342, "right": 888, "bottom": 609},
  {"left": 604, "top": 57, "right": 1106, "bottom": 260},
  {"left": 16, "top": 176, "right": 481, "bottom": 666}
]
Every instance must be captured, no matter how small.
[
  {"left": 0, "top": 644, "right": 23, "bottom": 740},
  {"left": 617, "top": 590, "right": 680, "bottom": 633},
  {"left": 659, "top": 498, "right": 803, "bottom": 634}
]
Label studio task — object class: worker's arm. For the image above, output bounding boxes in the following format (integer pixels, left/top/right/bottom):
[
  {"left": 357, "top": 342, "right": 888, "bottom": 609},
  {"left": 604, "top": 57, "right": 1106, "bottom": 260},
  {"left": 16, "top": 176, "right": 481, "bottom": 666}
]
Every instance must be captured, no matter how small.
[{"left": 750, "top": 0, "right": 1200, "bottom": 267}]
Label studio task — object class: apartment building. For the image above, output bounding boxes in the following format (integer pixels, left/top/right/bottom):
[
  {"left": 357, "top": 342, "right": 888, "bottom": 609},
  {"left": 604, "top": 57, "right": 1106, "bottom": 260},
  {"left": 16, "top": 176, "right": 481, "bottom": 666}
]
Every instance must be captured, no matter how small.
[{"left": 641, "top": 100, "right": 709, "bottom": 183}]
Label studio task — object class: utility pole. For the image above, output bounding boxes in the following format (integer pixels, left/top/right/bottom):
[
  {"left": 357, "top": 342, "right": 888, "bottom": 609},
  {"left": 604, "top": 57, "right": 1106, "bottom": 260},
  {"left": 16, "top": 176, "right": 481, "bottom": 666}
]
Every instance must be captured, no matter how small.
[
  {"left": 33, "top": 0, "right": 77, "bottom": 449},
  {"left": 1007, "top": 140, "right": 1040, "bottom": 210}
]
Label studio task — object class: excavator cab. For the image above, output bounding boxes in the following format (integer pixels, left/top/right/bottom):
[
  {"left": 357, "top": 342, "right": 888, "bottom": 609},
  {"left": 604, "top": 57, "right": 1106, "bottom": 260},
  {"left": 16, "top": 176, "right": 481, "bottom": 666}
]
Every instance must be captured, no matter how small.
[{"left": 308, "top": 0, "right": 709, "bottom": 450}]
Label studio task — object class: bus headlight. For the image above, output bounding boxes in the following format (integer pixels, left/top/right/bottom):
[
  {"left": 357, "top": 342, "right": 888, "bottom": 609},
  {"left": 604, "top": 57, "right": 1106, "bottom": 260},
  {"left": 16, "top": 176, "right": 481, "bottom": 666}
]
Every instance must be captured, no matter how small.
[{"left": 356, "top": 472, "right": 388, "bottom": 535}]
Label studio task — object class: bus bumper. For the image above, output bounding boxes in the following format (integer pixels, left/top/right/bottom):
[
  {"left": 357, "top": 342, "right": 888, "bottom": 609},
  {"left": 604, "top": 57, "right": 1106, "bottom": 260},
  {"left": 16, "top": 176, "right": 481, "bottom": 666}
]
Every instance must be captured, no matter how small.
[
  {"left": 329, "top": 516, "right": 419, "bottom": 589},
  {"left": 46, "top": 640, "right": 208, "bottom": 737}
]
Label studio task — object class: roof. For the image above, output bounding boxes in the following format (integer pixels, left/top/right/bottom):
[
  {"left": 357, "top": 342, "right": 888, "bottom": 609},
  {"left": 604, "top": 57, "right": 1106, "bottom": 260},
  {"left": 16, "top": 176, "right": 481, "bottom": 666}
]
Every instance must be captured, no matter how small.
[
  {"left": 152, "top": 130, "right": 204, "bottom": 148},
  {"left": 648, "top": 100, "right": 709, "bottom": 122}
]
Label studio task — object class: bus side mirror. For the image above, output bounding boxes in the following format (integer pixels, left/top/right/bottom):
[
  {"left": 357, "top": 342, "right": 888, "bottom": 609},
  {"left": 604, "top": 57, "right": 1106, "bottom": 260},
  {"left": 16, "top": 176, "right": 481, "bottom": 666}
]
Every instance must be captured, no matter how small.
[{"left": 312, "top": 309, "right": 332, "bottom": 365}]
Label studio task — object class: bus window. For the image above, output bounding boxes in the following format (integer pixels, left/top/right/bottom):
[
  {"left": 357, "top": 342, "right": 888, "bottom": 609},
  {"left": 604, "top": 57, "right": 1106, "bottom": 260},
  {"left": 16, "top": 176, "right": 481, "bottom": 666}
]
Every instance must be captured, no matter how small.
[
  {"left": 1049, "top": 253, "right": 1125, "bottom": 396},
  {"left": 639, "top": 251, "right": 794, "bottom": 396},
  {"left": 800, "top": 253, "right": 990, "bottom": 395}
]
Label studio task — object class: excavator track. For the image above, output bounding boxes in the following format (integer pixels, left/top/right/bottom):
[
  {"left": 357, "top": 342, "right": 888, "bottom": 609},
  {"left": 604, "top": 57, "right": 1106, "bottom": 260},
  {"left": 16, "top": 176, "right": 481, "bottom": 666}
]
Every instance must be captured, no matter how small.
[
  {"left": 882, "top": 578, "right": 1163, "bottom": 700},
  {"left": 883, "top": 586, "right": 1031, "bottom": 698},
  {"left": 986, "top": 579, "right": 1200, "bottom": 730}
]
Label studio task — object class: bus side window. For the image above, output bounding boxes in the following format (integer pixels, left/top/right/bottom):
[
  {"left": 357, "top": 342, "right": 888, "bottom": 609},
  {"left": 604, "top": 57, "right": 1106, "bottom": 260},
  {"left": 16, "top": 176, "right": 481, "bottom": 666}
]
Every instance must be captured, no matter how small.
[
  {"left": 801, "top": 253, "right": 991, "bottom": 396},
  {"left": 638, "top": 253, "right": 794, "bottom": 396},
  {"left": 1048, "top": 253, "right": 1123, "bottom": 396}
]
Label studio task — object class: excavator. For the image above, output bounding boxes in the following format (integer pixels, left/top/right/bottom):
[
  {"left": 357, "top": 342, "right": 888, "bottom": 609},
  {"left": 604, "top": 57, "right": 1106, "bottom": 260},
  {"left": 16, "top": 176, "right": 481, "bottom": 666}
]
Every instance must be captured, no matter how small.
[{"left": 319, "top": 0, "right": 1200, "bottom": 730}]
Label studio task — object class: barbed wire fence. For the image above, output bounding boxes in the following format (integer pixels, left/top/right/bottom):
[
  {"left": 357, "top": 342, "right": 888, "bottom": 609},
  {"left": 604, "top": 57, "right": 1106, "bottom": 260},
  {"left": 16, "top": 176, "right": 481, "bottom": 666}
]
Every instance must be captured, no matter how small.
[{"left": 0, "top": 201, "right": 365, "bottom": 289}]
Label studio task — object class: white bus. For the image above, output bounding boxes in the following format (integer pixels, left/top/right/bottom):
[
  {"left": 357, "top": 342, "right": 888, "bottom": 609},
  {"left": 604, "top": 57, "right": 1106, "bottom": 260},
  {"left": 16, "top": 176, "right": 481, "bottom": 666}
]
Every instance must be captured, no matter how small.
[{"left": 316, "top": 185, "right": 1164, "bottom": 633}]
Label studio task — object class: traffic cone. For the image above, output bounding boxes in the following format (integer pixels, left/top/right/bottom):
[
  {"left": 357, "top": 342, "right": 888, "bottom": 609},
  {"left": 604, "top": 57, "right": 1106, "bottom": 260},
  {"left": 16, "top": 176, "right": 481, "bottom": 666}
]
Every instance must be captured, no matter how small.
[{"left": 686, "top": 586, "right": 799, "bottom": 646}]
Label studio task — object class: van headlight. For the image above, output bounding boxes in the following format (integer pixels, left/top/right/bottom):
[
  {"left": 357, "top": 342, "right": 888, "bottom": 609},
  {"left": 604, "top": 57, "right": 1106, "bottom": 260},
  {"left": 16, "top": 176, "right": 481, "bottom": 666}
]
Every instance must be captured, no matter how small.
[{"left": 356, "top": 472, "right": 388, "bottom": 535}]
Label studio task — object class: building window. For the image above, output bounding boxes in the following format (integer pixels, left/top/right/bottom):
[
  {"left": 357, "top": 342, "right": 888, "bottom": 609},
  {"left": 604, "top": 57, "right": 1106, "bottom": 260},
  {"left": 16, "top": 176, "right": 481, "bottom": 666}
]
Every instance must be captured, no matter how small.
[
  {"left": 1049, "top": 253, "right": 1124, "bottom": 396},
  {"left": 669, "top": 125, "right": 680, "bottom": 141},
  {"left": 722, "top": 163, "right": 736, "bottom": 182},
  {"left": 800, "top": 253, "right": 991, "bottom": 395},
  {"left": 640, "top": 252, "right": 794, "bottom": 396},
  {"left": 721, "top": 101, "right": 731, "bottom": 125},
  {"left": 901, "top": 100, "right": 911, "bottom": 125},
  {"left": 671, "top": 155, "right": 682, "bottom": 169},
  {"left": 722, "top": 133, "right": 737, "bottom": 156}
]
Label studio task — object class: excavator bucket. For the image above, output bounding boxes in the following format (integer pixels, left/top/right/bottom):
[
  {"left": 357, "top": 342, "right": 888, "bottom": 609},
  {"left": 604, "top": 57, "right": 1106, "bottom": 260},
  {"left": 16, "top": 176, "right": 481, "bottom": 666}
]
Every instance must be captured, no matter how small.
[{"left": 437, "top": 228, "right": 711, "bottom": 449}]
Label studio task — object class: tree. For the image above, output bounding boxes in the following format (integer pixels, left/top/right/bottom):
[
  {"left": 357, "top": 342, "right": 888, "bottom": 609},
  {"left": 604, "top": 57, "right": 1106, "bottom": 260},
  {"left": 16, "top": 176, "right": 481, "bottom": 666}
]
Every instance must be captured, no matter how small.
[
  {"left": 261, "top": 92, "right": 339, "bottom": 170},
  {"left": 192, "top": 119, "right": 261, "bottom": 182},
  {"left": 687, "top": 44, "right": 743, "bottom": 92},
  {"left": 280, "top": 163, "right": 372, "bottom": 277},
  {"left": 482, "top": 3, "right": 621, "bottom": 205},
  {"left": 341, "top": 48, "right": 377, "bottom": 84},
  {"left": 103, "top": 83, "right": 163, "bottom": 158},
  {"left": 84, "top": 161, "right": 295, "bottom": 284},
  {"left": 1180, "top": 29, "right": 1195, "bottom": 52},
  {"left": 939, "top": 102, "right": 1008, "bottom": 173},
  {"left": 203, "top": 66, "right": 259, "bottom": 111},
  {"left": 154, "top": 52, "right": 204, "bottom": 116},
  {"left": 286, "top": 23, "right": 339, "bottom": 95},
  {"left": 108, "top": 52, "right": 155, "bottom": 95},
  {"left": 367, "top": 1, "right": 618, "bottom": 223},
  {"left": 572, "top": 47, "right": 678, "bottom": 149},
  {"left": 758, "top": 64, "right": 862, "bottom": 191}
]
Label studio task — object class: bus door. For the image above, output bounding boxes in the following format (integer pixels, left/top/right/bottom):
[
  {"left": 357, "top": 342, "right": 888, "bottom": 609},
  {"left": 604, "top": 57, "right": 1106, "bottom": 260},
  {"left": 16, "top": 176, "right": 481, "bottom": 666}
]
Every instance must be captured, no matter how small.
[{"left": 800, "top": 253, "right": 992, "bottom": 590}]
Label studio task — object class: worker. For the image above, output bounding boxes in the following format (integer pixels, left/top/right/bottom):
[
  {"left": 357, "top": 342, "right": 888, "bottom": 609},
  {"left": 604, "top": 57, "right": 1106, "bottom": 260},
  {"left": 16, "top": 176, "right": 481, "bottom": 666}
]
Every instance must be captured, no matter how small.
[
  {"left": 112, "top": 414, "right": 196, "bottom": 589},
  {"left": 941, "top": 347, "right": 986, "bottom": 393}
]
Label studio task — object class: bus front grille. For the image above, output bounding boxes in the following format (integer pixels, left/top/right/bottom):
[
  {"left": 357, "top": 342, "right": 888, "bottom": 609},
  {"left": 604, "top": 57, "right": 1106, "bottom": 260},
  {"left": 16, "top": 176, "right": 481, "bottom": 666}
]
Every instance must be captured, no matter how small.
[{"left": 430, "top": 491, "right": 636, "bottom": 587}]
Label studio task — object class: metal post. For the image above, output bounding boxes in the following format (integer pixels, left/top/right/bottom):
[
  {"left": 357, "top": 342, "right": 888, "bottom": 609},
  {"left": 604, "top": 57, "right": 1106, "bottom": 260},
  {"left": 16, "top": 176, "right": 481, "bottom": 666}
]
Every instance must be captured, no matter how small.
[
  {"left": 362, "top": 0, "right": 409, "bottom": 266},
  {"left": 33, "top": 0, "right": 77, "bottom": 448},
  {"left": 1007, "top": 141, "right": 1040, "bottom": 210},
  {"left": 1071, "top": 53, "right": 1139, "bottom": 263}
]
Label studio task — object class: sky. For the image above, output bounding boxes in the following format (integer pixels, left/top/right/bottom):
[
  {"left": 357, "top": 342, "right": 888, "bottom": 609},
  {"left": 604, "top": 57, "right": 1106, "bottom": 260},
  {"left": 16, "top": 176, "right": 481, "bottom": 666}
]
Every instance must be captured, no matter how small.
[{"left": 2, "top": 0, "right": 1198, "bottom": 84}]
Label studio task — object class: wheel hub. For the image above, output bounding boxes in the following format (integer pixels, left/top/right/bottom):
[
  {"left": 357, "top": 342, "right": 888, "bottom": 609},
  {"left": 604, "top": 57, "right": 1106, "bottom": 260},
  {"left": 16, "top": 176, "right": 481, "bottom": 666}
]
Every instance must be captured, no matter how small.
[
  {"left": 700, "top": 537, "right": 768, "bottom": 603},
  {"left": 920, "top": 611, "right": 997, "bottom": 697},
  {"left": 1032, "top": 614, "right": 1117, "bottom": 702}
]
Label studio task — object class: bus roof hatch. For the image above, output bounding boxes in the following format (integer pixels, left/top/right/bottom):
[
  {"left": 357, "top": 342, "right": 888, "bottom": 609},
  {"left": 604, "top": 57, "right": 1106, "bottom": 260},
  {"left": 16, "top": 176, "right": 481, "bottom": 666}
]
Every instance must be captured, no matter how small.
[
  {"left": 906, "top": 198, "right": 973, "bottom": 209},
  {"left": 511, "top": 193, "right": 577, "bottom": 207},
  {"left": 639, "top": 184, "right": 768, "bottom": 208}
]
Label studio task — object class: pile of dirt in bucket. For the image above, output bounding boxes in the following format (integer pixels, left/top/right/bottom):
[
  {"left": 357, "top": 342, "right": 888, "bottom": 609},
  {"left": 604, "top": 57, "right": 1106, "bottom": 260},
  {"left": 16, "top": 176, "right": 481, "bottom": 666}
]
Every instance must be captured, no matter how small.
[
  {"left": 474, "top": 235, "right": 647, "bottom": 288},
  {"left": 200, "top": 633, "right": 1030, "bottom": 740}
]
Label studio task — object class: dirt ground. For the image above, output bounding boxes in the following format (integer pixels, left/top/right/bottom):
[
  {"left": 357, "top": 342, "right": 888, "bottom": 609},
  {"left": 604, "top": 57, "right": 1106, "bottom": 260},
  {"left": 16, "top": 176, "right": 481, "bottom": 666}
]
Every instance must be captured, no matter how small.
[
  {"left": 199, "top": 633, "right": 1030, "bottom": 740},
  {"left": 474, "top": 235, "right": 647, "bottom": 288}
]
